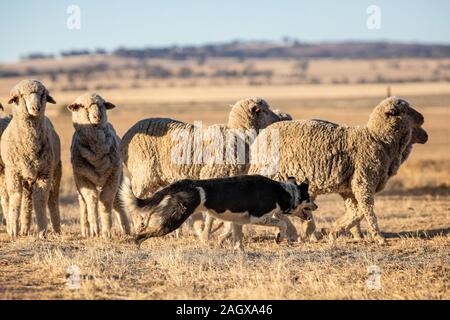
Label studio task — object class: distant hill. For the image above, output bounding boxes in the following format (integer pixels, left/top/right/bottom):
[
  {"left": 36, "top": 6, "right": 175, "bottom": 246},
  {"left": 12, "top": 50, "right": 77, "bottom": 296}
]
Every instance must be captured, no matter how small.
[
  {"left": 22, "top": 40, "right": 450, "bottom": 61},
  {"left": 3, "top": 40, "right": 449, "bottom": 88}
]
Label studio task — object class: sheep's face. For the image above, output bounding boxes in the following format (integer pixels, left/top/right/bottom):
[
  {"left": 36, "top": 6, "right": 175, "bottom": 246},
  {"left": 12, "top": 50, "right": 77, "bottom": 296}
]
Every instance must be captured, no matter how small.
[
  {"left": 248, "top": 98, "right": 281, "bottom": 129},
  {"left": 67, "top": 93, "right": 115, "bottom": 127},
  {"left": 380, "top": 97, "right": 424, "bottom": 126},
  {"left": 369, "top": 97, "right": 427, "bottom": 140},
  {"left": 8, "top": 80, "right": 56, "bottom": 117}
]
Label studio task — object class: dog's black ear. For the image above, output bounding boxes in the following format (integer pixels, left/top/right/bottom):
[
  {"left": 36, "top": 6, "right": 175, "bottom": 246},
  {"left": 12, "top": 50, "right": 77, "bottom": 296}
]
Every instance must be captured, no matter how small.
[
  {"left": 287, "top": 176, "right": 297, "bottom": 184},
  {"left": 0, "top": 103, "right": 3, "bottom": 111},
  {"left": 300, "top": 181, "right": 309, "bottom": 194}
]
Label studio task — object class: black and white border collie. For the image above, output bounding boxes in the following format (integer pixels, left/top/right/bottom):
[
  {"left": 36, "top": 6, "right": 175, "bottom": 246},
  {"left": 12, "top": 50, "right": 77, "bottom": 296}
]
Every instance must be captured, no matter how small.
[{"left": 120, "top": 175, "right": 317, "bottom": 249}]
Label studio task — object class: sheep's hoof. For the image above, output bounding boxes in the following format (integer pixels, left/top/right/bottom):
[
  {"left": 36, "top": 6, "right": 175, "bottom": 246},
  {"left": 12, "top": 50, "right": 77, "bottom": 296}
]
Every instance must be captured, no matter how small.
[
  {"left": 375, "top": 236, "right": 387, "bottom": 246},
  {"left": 20, "top": 228, "right": 31, "bottom": 236},
  {"left": 37, "top": 231, "right": 47, "bottom": 240},
  {"left": 350, "top": 230, "right": 364, "bottom": 240},
  {"left": 90, "top": 229, "right": 99, "bottom": 237},
  {"left": 200, "top": 233, "right": 210, "bottom": 244},
  {"left": 321, "top": 227, "right": 331, "bottom": 236},
  {"left": 102, "top": 232, "right": 112, "bottom": 239}
]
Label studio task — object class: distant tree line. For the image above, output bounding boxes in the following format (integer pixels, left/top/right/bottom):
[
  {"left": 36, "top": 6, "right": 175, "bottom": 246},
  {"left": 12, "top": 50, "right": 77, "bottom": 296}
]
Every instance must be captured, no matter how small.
[{"left": 17, "top": 40, "right": 450, "bottom": 62}]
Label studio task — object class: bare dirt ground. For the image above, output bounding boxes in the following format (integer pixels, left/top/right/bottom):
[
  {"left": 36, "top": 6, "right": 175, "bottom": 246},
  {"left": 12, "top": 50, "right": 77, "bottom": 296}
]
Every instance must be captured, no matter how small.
[{"left": 0, "top": 82, "right": 449, "bottom": 300}]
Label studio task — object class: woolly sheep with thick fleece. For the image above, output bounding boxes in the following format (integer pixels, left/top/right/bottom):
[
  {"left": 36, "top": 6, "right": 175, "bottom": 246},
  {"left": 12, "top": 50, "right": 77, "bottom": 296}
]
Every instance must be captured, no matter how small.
[
  {"left": 68, "top": 93, "right": 130, "bottom": 238},
  {"left": 1, "top": 80, "right": 61, "bottom": 237},
  {"left": 248, "top": 97, "right": 427, "bottom": 244}
]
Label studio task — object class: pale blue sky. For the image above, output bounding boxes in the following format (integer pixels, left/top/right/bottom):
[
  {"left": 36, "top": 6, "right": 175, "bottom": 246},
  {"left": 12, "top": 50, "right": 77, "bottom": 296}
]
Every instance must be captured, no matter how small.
[{"left": 0, "top": 0, "right": 449, "bottom": 61}]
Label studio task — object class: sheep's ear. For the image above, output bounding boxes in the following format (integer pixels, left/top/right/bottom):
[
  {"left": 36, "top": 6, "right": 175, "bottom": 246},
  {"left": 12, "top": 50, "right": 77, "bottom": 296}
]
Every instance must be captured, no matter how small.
[
  {"left": 46, "top": 94, "right": 56, "bottom": 104},
  {"left": 67, "top": 103, "right": 82, "bottom": 112},
  {"left": 104, "top": 102, "right": 116, "bottom": 110},
  {"left": 251, "top": 106, "right": 261, "bottom": 114},
  {"left": 8, "top": 95, "right": 18, "bottom": 105}
]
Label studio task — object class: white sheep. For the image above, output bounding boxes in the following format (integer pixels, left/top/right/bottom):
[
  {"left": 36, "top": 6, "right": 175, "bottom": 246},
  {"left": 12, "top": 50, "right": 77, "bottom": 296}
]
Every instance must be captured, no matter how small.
[
  {"left": 1, "top": 80, "right": 61, "bottom": 237},
  {"left": 247, "top": 97, "right": 427, "bottom": 244},
  {"left": 68, "top": 93, "right": 131, "bottom": 238}
]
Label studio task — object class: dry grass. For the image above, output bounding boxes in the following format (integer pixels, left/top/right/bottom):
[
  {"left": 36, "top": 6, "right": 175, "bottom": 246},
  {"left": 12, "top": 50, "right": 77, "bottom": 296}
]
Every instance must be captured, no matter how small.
[{"left": 0, "top": 81, "right": 449, "bottom": 300}]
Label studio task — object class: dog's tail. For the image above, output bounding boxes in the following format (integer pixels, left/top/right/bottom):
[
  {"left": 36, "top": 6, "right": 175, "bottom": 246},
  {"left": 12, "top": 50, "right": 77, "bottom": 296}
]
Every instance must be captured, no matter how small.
[
  {"left": 120, "top": 177, "right": 198, "bottom": 238},
  {"left": 120, "top": 177, "right": 164, "bottom": 216}
]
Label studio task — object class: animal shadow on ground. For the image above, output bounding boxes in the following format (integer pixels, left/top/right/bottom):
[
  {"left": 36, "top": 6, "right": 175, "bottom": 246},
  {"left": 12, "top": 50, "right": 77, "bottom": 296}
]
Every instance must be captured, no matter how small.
[
  {"left": 321, "top": 227, "right": 450, "bottom": 240},
  {"left": 382, "top": 228, "right": 450, "bottom": 239}
]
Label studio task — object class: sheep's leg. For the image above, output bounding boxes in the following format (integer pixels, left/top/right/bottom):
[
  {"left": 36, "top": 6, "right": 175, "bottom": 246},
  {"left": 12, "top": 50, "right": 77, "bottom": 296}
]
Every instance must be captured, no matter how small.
[
  {"left": 350, "top": 224, "right": 363, "bottom": 240},
  {"left": 200, "top": 213, "right": 214, "bottom": 243},
  {"left": 78, "top": 194, "right": 89, "bottom": 237},
  {"left": 277, "top": 214, "right": 299, "bottom": 242},
  {"left": 254, "top": 217, "right": 288, "bottom": 244},
  {"left": 329, "top": 201, "right": 362, "bottom": 241},
  {"left": 344, "top": 195, "right": 363, "bottom": 240},
  {"left": 6, "top": 173, "right": 22, "bottom": 237},
  {"left": 0, "top": 171, "right": 6, "bottom": 226},
  {"left": 7, "top": 192, "right": 21, "bottom": 237},
  {"left": 185, "top": 213, "right": 203, "bottom": 238},
  {"left": 113, "top": 195, "right": 131, "bottom": 235},
  {"left": 47, "top": 161, "right": 61, "bottom": 234},
  {"left": 19, "top": 181, "right": 33, "bottom": 236},
  {"left": 99, "top": 184, "right": 116, "bottom": 239},
  {"left": 0, "top": 191, "right": 9, "bottom": 228},
  {"left": 342, "top": 188, "right": 385, "bottom": 245},
  {"left": 78, "top": 182, "right": 99, "bottom": 237},
  {"left": 300, "top": 218, "right": 318, "bottom": 241},
  {"left": 355, "top": 194, "right": 385, "bottom": 244},
  {"left": 231, "top": 223, "right": 244, "bottom": 251},
  {"left": 217, "top": 222, "right": 233, "bottom": 245},
  {"left": 0, "top": 171, "right": 5, "bottom": 226},
  {"left": 331, "top": 194, "right": 364, "bottom": 240},
  {"left": 32, "top": 178, "right": 51, "bottom": 238}
]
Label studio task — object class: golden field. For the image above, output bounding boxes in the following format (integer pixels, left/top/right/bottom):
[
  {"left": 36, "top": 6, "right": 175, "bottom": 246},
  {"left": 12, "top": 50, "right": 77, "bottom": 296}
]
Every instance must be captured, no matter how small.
[{"left": 0, "top": 57, "right": 449, "bottom": 299}]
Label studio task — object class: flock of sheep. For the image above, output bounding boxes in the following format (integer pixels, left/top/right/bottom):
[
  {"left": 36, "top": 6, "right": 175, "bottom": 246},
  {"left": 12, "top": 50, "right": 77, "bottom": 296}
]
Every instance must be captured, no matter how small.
[{"left": 0, "top": 79, "right": 428, "bottom": 247}]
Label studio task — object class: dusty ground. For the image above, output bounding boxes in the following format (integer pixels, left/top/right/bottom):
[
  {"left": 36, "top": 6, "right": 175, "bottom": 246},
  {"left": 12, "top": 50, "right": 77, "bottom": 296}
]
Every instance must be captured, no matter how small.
[{"left": 0, "top": 82, "right": 449, "bottom": 300}]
